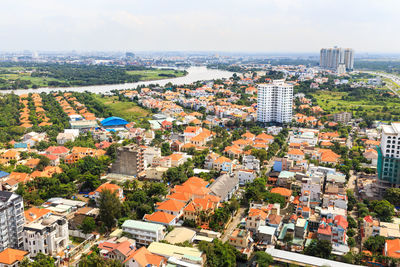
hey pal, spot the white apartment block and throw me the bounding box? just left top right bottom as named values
left=23, top=214, right=68, bottom=257
left=257, top=80, right=293, bottom=124
left=0, top=191, right=25, bottom=252
left=121, top=220, right=166, bottom=246
left=379, top=123, right=400, bottom=184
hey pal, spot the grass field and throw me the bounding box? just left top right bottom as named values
left=126, top=69, right=186, bottom=81
left=312, top=90, right=400, bottom=114
left=94, top=95, right=151, bottom=122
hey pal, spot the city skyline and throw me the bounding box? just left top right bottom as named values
left=1, top=0, right=400, bottom=53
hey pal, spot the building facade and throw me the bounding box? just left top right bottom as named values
left=111, top=144, right=144, bottom=176
left=378, top=123, right=400, bottom=185
left=23, top=214, right=69, bottom=257
left=257, top=80, right=293, bottom=124
left=0, top=191, right=24, bottom=252
left=121, top=220, right=166, bottom=246
left=320, top=47, right=354, bottom=72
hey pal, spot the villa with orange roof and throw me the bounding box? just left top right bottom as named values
left=246, top=208, right=268, bottom=232
left=98, top=238, right=136, bottom=263
left=155, top=199, right=186, bottom=218
left=287, top=149, right=305, bottom=161
left=123, top=246, right=165, bottom=267
left=91, top=183, right=124, bottom=203
left=270, top=187, right=293, bottom=201
left=144, top=211, right=177, bottom=226
left=0, top=248, right=29, bottom=267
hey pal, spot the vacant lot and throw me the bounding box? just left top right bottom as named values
left=126, top=69, right=186, bottom=81
left=94, top=95, right=151, bottom=122
left=313, top=90, right=399, bottom=111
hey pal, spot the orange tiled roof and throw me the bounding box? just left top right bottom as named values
left=123, top=246, right=164, bottom=266
left=386, top=239, right=400, bottom=259
left=270, top=187, right=292, bottom=197
left=95, top=183, right=122, bottom=193
left=288, top=149, right=305, bottom=156
left=144, top=211, right=175, bottom=224
left=156, top=199, right=186, bottom=212
left=0, top=248, right=28, bottom=265
left=24, top=207, right=51, bottom=223
left=248, top=208, right=268, bottom=220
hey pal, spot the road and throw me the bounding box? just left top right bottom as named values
left=361, top=71, right=400, bottom=98
left=221, top=207, right=246, bottom=242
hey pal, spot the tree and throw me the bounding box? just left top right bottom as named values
left=80, top=217, right=96, bottom=234
left=98, top=189, right=122, bottom=231
left=36, top=156, right=50, bottom=171
left=20, top=253, right=56, bottom=267
left=385, top=188, right=400, bottom=206
left=198, top=239, right=238, bottom=267
left=78, top=252, right=123, bottom=267
left=347, top=216, right=357, bottom=229
left=253, top=251, right=273, bottom=267
left=304, top=239, right=332, bottom=259
left=363, top=235, right=386, bottom=253
left=347, top=237, right=356, bottom=248
left=14, top=165, right=32, bottom=173
left=370, top=200, right=395, bottom=222
left=161, top=142, right=172, bottom=156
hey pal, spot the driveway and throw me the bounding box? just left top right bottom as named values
left=221, top=207, right=246, bottom=242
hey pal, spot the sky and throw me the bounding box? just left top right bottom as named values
left=0, top=0, right=399, bottom=53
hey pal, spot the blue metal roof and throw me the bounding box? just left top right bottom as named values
left=14, top=142, right=28, bottom=148
left=101, top=116, right=128, bottom=127
left=0, top=171, right=9, bottom=178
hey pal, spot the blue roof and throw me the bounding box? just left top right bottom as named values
left=101, top=116, right=128, bottom=127
left=0, top=171, right=9, bottom=178
left=14, top=142, right=28, bottom=148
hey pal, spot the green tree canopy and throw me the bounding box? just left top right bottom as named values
left=98, top=189, right=122, bottom=231
left=304, top=239, right=332, bottom=259
left=253, top=251, right=274, bottom=267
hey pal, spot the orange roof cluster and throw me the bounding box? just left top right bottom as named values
left=19, top=94, right=52, bottom=128
left=55, top=93, right=96, bottom=120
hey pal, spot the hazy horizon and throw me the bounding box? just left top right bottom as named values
left=1, top=0, right=399, bottom=53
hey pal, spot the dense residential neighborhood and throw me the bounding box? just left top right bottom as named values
left=0, top=58, right=399, bottom=267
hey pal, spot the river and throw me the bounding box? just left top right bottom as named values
left=0, top=66, right=233, bottom=95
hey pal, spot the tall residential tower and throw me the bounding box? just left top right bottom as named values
left=0, top=191, right=25, bottom=252
left=378, top=123, right=400, bottom=185
left=320, top=47, right=354, bottom=72
left=257, top=80, right=293, bottom=124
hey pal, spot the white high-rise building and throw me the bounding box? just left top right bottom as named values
left=257, top=80, right=293, bottom=124
left=0, top=191, right=25, bottom=252
left=320, top=47, right=354, bottom=71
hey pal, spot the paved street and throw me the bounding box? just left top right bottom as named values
left=221, top=207, right=246, bottom=242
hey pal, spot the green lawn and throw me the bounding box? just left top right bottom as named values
left=126, top=69, right=186, bottom=81
left=312, top=90, right=400, bottom=114
left=94, top=95, right=151, bottom=122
